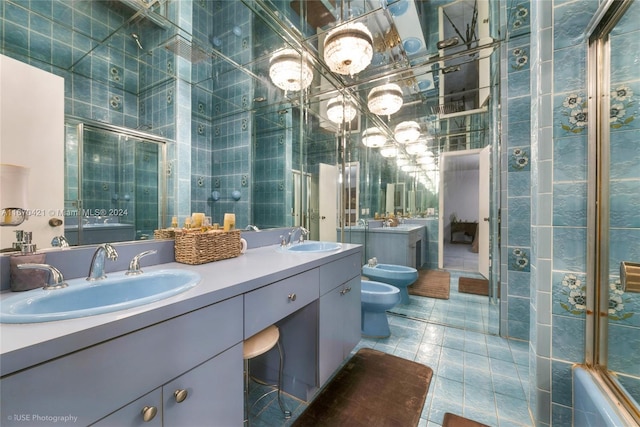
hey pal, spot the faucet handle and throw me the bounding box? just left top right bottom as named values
left=126, top=250, right=157, bottom=276
left=17, top=263, right=68, bottom=290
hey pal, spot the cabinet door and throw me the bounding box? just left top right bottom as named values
left=163, top=343, right=243, bottom=427
left=341, top=276, right=362, bottom=356
left=318, top=276, right=362, bottom=386
left=92, top=390, right=162, bottom=427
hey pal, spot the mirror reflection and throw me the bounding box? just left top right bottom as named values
left=1, top=0, right=500, bottom=334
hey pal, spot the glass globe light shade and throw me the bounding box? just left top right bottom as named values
left=402, top=165, right=420, bottom=173
left=394, top=121, right=421, bottom=144
left=396, top=156, right=409, bottom=167
left=269, top=48, right=313, bottom=92
left=323, top=22, right=373, bottom=76
left=361, top=127, right=387, bottom=148
left=327, top=95, right=357, bottom=124
left=405, top=139, right=428, bottom=155
left=418, top=154, right=435, bottom=165
left=368, top=83, right=403, bottom=116
left=380, top=145, right=398, bottom=158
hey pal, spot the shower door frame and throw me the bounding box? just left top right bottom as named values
left=586, top=0, right=640, bottom=423
left=67, top=117, right=168, bottom=245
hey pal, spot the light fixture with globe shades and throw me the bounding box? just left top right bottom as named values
left=405, top=140, right=428, bottom=155
left=323, top=22, right=373, bottom=77
left=327, top=95, right=357, bottom=124
left=361, top=127, right=387, bottom=148
left=269, top=48, right=313, bottom=93
left=380, top=145, right=398, bottom=158
left=394, top=121, right=421, bottom=144
left=367, top=83, right=403, bottom=116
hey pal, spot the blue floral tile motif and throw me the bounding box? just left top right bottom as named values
left=558, top=93, right=588, bottom=134
left=607, top=279, right=635, bottom=322
left=508, top=2, right=530, bottom=36
left=555, top=273, right=635, bottom=322
left=610, top=85, right=636, bottom=130
left=558, top=273, right=586, bottom=316
left=510, top=46, right=529, bottom=72
left=509, top=147, right=530, bottom=171
left=509, top=247, right=530, bottom=272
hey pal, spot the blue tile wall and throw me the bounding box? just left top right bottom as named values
left=1, top=0, right=176, bottom=235
left=501, top=0, right=532, bottom=344
left=529, top=0, right=633, bottom=424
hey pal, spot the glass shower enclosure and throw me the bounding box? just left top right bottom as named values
left=64, top=119, right=167, bottom=246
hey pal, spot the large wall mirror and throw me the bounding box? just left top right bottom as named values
left=1, top=0, right=501, bottom=324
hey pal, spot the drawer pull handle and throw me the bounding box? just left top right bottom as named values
left=141, top=406, right=158, bottom=422
left=174, top=389, right=188, bottom=403
left=340, top=287, right=352, bottom=295
left=288, top=293, right=297, bottom=301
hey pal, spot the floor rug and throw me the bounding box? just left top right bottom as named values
left=458, top=277, right=489, bottom=296
left=408, top=269, right=451, bottom=300
left=442, top=412, right=490, bottom=427
left=292, top=348, right=433, bottom=427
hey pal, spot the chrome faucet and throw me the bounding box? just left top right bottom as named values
left=51, top=235, right=69, bottom=248
left=286, top=226, right=309, bottom=245
left=126, top=250, right=157, bottom=276
left=17, top=263, right=68, bottom=290
left=87, top=243, right=118, bottom=281
left=245, top=224, right=260, bottom=231
left=358, top=218, right=368, bottom=227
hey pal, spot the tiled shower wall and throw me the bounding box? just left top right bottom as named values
left=500, top=1, right=532, bottom=343
left=528, top=0, right=640, bottom=425
left=208, top=1, right=252, bottom=228
left=1, top=0, right=175, bottom=235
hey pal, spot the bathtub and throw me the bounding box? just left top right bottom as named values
left=573, top=366, right=636, bottom=426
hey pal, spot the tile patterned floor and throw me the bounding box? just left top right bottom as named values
left=443, top=241, right=479, bottom=272
left=252, top=318, right=533, bottom=427
left=251, top=253, right=533, bottom=427
left=390, top=270, right=498, bottom=335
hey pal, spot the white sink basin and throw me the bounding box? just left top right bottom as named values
left=278, top=241, right=342, bottom=253
left=0, top=269, right=200, bottom=323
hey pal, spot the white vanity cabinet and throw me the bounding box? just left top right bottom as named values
left=93, top=344, right=243, bottom=426
left=318, top=252, right=362, bottom=385
left=0, top=296, right=244, bottom=427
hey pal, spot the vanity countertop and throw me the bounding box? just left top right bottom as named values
left=342, top=224, right=425, bottom=233
left=0, top=243, right=361, bottom=377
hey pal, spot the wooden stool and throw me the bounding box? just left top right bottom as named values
left=243, top=325, right=291, bottom=424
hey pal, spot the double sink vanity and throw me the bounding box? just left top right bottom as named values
left=0, top=236, right=362, bottom=426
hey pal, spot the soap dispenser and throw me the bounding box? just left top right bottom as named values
left=9, top=232, right=47, bottom=291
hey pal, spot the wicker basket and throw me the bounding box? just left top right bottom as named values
left=174, top=229, right=242, bottom=265
left=154, top=228, right=176, bottom=240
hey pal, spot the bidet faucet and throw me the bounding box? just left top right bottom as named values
left=126, top=250, right=157, bottom=276
left=286, top=226, right=309, bottom=245
left=87, top=243, right=118, bottom=281
left=17, top=263, right=68, bottom=290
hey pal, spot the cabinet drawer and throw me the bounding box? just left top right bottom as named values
left=244, top=269, right=319, bottom=338
left=319, top=252, right=361, bottom=295
left=0, top=296, right=243, bottom=427
left=92, top=389, right=162, bottom=426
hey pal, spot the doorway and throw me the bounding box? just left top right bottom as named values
left=438, top=150, right=484, bottom=274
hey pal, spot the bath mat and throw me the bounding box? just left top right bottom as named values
left=442, top=412, right=490, bottom=427
left=458, top=277, right=489, bottom=296
left=408, top=269, right=450, bottom=300
left=292, top=348, right=433, bottom=427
